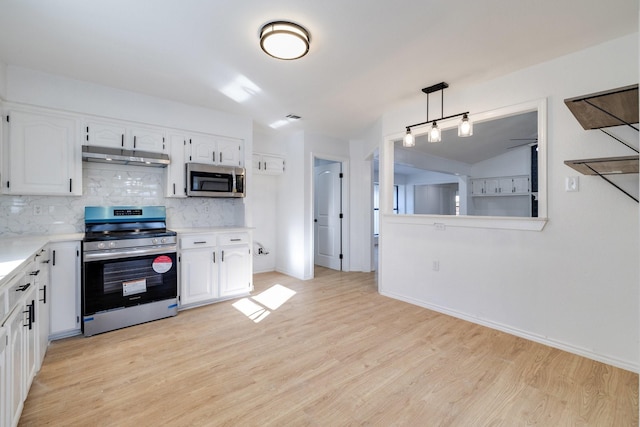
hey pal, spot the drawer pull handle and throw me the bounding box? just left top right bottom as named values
left=194, top=241, right=207, bottom=244
left=230, top=238, right=242, bottom=242
left=16, top=283, right=31, bottom=292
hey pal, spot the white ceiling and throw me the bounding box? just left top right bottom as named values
left=0, top=1, right=637, bottom=139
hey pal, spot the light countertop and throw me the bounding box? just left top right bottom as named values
left=172, top=227, right=253, bottom=234
left=0, top=233, right=83, bottom=287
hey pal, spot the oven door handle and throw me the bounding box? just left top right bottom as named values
left=83, top=245, right=177, bottom=262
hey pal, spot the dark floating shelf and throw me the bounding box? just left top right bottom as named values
left=564, top=84, right=639, bottom=130
left=564, top=155, right=639, bottom=175
left=564, top=84, right=639, bottom=203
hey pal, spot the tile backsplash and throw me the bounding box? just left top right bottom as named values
left=0, top=162, right=244, bottom=236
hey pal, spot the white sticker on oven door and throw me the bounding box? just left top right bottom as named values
left=123, top=279, right=147, bottom=296
left=152, top=255, right=173, bottom=274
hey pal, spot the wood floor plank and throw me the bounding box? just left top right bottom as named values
left=19, top=268, right=638, bottom=426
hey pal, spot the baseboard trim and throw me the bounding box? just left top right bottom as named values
left=380, top=290, right=639, bottom=373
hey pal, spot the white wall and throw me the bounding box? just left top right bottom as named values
left=251, top=130, right=286, bottom=273
left=0, top=62, right=7, bottom=99
left=375, top=34, right=639, bottom=371
left=274, top=131, right=350, bottom=279
left=276, top=132, right=306, bottom=278
left=349, top=119, right=382, bottom=273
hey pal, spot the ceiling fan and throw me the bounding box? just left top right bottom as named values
left=507, top=137, right=538, bottom=149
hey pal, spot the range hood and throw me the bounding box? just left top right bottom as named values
left=82, top=145, right=170, bottom=167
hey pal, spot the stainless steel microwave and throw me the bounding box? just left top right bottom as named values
left=186, top=163, right=245, bottom=198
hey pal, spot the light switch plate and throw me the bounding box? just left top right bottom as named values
left=565, top=176, right=579, bottom=192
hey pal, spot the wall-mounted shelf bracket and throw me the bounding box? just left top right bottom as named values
left=564, top=156, right=639, bottom=202
left=564, top=84, right=639, bottom=203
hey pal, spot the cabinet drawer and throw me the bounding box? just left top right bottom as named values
left=218, top=233, right=249, bottom=246
left=180, top=234, right=217, bottom=249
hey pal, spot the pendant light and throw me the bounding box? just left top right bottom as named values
left=403, top=128, right=415, bottom=147
left=402, top=82, right=473, bottom=146
left=458, top=113, right=473, bottom=137
left=428, top=121, right=441, bottom=143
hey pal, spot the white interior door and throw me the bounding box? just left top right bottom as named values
left=314, top=162, right=342, bottom=270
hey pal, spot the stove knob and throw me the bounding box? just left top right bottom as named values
left=161, top=238, right=167, bottom=244
left=152, top=238, right=158, bottom=245
left=98, top=242, right=106, bottom=249
left=109, top=241, right=116, bottom=248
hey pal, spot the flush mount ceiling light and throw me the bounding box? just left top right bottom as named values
left=260, top=21, right=310, bottom=60
left=403, top=82, right=473, bottom=147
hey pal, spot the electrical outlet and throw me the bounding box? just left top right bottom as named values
left=432, top=261, right=439, bottom=271
left=434, top=223, right=446, bottom=231
left=33, top=205, right=42, bottom=216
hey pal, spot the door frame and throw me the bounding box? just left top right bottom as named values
left=309, top=152, right=350, bottom=277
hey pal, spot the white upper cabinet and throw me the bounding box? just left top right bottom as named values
left=253, top=153, right=285, bottom=175
left=165, top=132, right=187, bottom=198
left=84, top=119, right=167, bottom=154
left=216, top=137, right=243, bottom=167
left=471, top=175, right=530, bottom=196
left=130, top=125, right=166, bottom=153
left=5, top=108, right=82, bottom=196
left=83, top=120, right=126, bottom=149
left=187, top=134, right=243, bottom=167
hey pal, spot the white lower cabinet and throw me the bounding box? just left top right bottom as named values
left=49, top=241, right=81, bottom=338
left=0, top=326, right=7, bottom=427
left=0, top=241, right=77, bottom=427
left=35, top=248, right=50, bottom=369
left=219, top=234, right=252, bottom=298
left=179, top=234, right=219, bottom=306
left=23, top=284, right=38, bottom=400
left=7, top=304, right=24, bottom=427
left=4, top=267, right=38, bottom=427
left=178, top=230, right=252, bottom=309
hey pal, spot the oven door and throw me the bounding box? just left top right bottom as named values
left=82, top=247, right=177, bottom=315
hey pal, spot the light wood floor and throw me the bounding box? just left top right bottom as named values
left=20, top=267, right=638, bottom=426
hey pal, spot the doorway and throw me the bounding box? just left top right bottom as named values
left=313, top=158, right=343, bottom=271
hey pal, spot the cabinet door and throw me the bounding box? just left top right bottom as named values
left=130, top=126, right=166, bottom=153
left=180, top=248, right=218, bottom=306
left=219, top=245, right=251, bottom=297
left=8, top=307, right=24, bottom=427
left=84, top=120, right=127, bottom=149
left=512, top=176, right=530, bottom=194
left=7, top=110, right=81, bottom=195
left=263, top=155, right=284, bottom=174
left=23, top=285, right=37, bottom=393
left=498, top=178, right=514, bottom=194
left=166, top=132, right=187, bottom=198
left=189, top=134, right=217, bottom=165
left=0, top=327, right=7, bottom=427
left=254, top=154, right=284, bottom=175
left=484, top=178, right=499, bottom=194
left=36, top=248, right=51, bottom=368
left=252, top=153, right=262, bottom=171
left=49, top=241, right=81, bottom=337
left=217, top=137, right=243, bottom=167
left=471, top=179, right=485, bottom=195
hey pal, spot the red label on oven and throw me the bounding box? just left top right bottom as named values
left=152, top=255, right=173, bottom=274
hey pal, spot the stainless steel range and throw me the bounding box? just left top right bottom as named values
left=82, top=206, right=178, bottom=336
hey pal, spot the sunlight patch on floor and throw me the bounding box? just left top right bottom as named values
left=231, top=284, right=296, bottom=323
left=252, top=284, right=296, bottom=310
